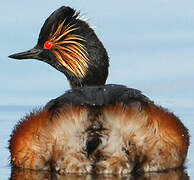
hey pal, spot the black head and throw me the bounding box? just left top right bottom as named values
left=9, top=6, right=109, bottom=88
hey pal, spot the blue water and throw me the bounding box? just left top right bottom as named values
left=1, top=0, right=194, bottom=179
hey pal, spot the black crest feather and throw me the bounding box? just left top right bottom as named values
left=38, top=6, right=79, bottom=47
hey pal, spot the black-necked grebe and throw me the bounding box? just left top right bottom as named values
left=9, top=6, right=189, bottom=174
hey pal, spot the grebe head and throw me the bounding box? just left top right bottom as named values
left=9, top=6, right=109, bottom=88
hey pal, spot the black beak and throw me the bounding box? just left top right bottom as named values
left=9, top=47, right=42, bottom=60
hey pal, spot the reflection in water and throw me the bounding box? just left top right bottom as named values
left=10, top=167, right=189, bottom=180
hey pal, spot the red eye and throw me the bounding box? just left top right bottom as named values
left=44, top=41, right=53, bottom=50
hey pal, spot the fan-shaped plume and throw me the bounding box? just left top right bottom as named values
left=45, top=19, right=89, bottom=78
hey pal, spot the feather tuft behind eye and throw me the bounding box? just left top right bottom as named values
left=46, top=20, right=89, bottom=78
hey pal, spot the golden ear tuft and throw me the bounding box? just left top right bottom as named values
left=45, top=20, right=89, bottom=78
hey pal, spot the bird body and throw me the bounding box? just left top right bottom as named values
left=9, top=6, right=189, bottom=174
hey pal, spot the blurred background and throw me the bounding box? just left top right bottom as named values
left=0, top=0, right=193, bottom=179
